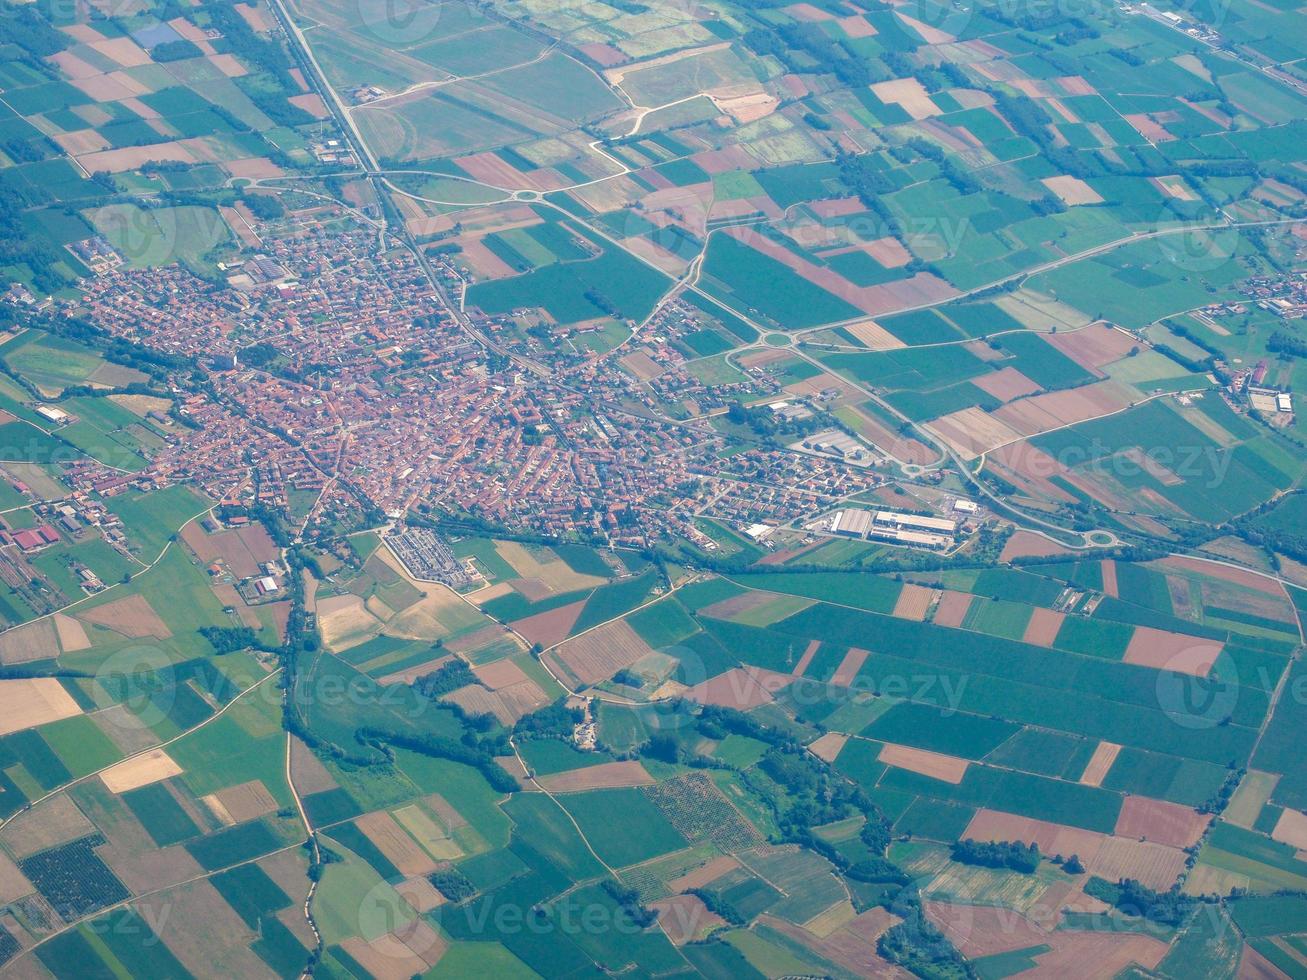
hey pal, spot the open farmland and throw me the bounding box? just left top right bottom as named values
left=0, top=0, right=1305, bottom=973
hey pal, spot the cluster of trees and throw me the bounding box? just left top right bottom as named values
left=1085, top=877, right=1195, bottom=926
left=950, top=838, right=1042, bottom=874
left=428, top=868, right=476, bottom=903
left=513, top=698, right=584, bottom=740
left=150, top=39, right=204, bottom=62
left=197, top=626, right=261, bottom=654
left=878, top=888, right=975, bottom=980
left=412, top=658, right=477, bottom=700
left=600, top=880, right=657, bottom=928
left=356, top=727, right=520, bottom=794
left=1269, top=330, right=1307, bottom=359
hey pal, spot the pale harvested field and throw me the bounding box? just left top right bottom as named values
left=290, top=736, right=338, bottom=795
left=545, top=619, right=653, bottom=687
left=511, top=598, right=585, bottom=648
left=1022, top=607, right=1065, bottom=646
left=54, top=129, right=109, bottom=155
left=78, top=142, right=198, bottom=172
left=1158, top=555, right=1285, bottom=597
left=339, top=931, right=438, bottom=980
left=316, top=593, right=381, bottom=650
left=136, top=879, right=270, bottom=978
left=808, top=732, right=848, bottom=763
left=395, top=876, right=445, bottom=914
left=100, top=748, right=183, bottom=793
left=496, top=541, right=607, bottom=594
left=1000, top=530, right=1073, bottom=562
left=870, top=77, right=939, bottom=118
left=537, top=761, right=654, bottom=793
left=4, top=795, right=96, bottom=859
left=805, top=898, right=857, bottom=937
left=209, top=52, right=247, bottom=77
left=892, top=584, right=936, bottom=622
left=653, top=894, right=724, bottom=945
left=973, top=366, right=1043, bottom=402
left=96, top=703, right=159, bottom=756
left=474, top=658, right=532, bottom=691
left=965, top=808, right=1187, bottom=890
left=375, top=558, right=481, bottom=645
left=459, top=238, right=517, bottom=280
left=668, top=855, right=740, bottom=892
left=992, top=381, right=1131, bottom=440
left=879, top=743, right=968, bottom=784
left=1090, top=836, right=1187, bottom=891
left=0, top=619, right=60, bottom=665
left=201, top=793, right=235, bottom=826
left=0, top=678, right=83, bottom=737
left=0, top=851, right=32, bottom=904
left=932, top=591, right=974, bottom=627
left=1123, top=627, right=1222, bottom=676
left=355, top=811, right=439, bottom=877
left=1042, top=175, right=1104, bottom=205
left=78, top=593, right=172, bottom=639
left=793, top=639, right=821, bottom=676
left=51, top=613, right=89, bottom=652
left=1125, top=112, right=1173, bottom=141
left=1079, top=741, right=1121, bottom=786
left=392, top=804, right=460, bottom=861
left=467, top=580, right=514, bottom=606
left=1226, top=771, right=1278, bottom=828
left=1115, top=795, right=1211, bottom=848
left=216, top=780, right=279, bottom=823
left=931, top=407, right=1022, bottom=457
left=89, top=36, right=151, bottom=67
left=681, top=666, right=790, bottom=709
left=928, top=901, right=1050, bottom=958
left=1045, top=324, right=1138, bottom=371
left=1101, top=559, right=1119, bottom=597
left=841, top=319, right=905, bottom=350
left=831, top=647, right=869, bottom=687
left=1272, top=808, right=1307, bottom=850
left=225, top=156, right=284, bottom=180
left=446, top=679, right=546, bottom=724
left=964, top=809, right=1103, bottom=864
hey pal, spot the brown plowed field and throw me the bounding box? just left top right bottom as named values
left=1114, top=795, right=1210, bottom=849
left=1123, top=627, right=1222, bottom=676
left=892, top=584, right=936, bottom=621
left=544, top=619, right=653, bottom=687
left=933, top=591, right=974, bottom=627
left=78, top=594, right=171, bottom=639
left=537, top=761, right=654, bottom=793
left=879, top=743, right=968, bottom=783
left=1022, top=607, right=1065, bottom=646
left=682, top=666, right=791, bottom=709
left=831, top=647, right=869, bottom=687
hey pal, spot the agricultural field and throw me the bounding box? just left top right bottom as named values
left=1, top=0, right=1306, bottom=973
